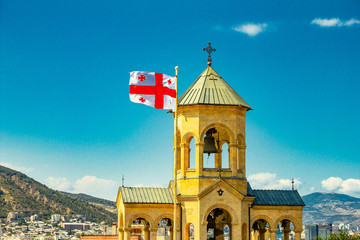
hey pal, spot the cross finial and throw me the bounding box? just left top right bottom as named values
left=291, top=178, right=295, bottom=190
left=203, top=42, right=216, bottom=66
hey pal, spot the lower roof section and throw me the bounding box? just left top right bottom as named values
left=247, top=183, right=305, bottom=206
left=119, top=187, right=174, bottom=204
left=119, top=184, right=305, bottom=206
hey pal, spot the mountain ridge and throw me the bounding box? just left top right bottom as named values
left=2, top=164, right=360, bottom=226
left=302, top=192, right=360, bottom=225
left=0, top=165, right=116, bottom=223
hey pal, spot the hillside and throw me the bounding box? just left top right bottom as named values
left=302, top=192, right=360, bottom=225
left=62, top=192, right=117, bottom=214
left=0, top=165, right=116, bottom=223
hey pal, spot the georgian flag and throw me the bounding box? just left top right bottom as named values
left=129, top=71, right=176, bottom=110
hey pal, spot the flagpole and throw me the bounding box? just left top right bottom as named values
left=173, top=66, right=179, bottom=240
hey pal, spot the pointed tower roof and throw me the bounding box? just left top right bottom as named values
left=178, top=66, right=252, bottom=109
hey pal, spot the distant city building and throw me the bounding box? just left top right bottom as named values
left=74, top=215, right=86, bottom=221
left=61, top=215, right=70, bottom=222
left=7, top=212, right=18, bottom=222
left=51, top=214, right=61, bottom=223
left=30, top=214, right=39, bottom=222
left=319, top=224, right=332, bottom=239
left=305, top=224, right=332, bottom=240
left=62, top=223, right=90, bottom=231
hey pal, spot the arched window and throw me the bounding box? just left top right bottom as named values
left=185, top=223, right=194, bottom=240
left=189, top=137, right=196, bottom=168
left=224, top=224, right=230, bottom=240
left=221, top=143, right=229, bottom=168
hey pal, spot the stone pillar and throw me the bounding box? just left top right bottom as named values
left=118, top=228, right=124, bottom=240
left=123, top=228, right=131, bottom=240
left=294, top=230, right=302, bottom=240
left=215, top=149, right=222, bottom=168
left=169, top=227, right=173, bottom=240
left=265, top=228, right=270, bottom=240
left=253, top=230, right=259, bottom=240
left=259, top=229, right=267, bottom=240
left=149, top=227, right=157, bottom=240
left=283, top=230, right=290, bottom=240
left=195, top=142, right=204, bottom=175
left=199, top=223, right=207, bottom=240
left=269, top=229, right=278, bottom=240
left=229, top=143, right=238, bottom=175
left=144, top=227, right=150, bottom=240
left=180, top=143, right=189, bottom=177
left=282, top=220, right=291, bottom=240
left=238, top=144, right=246, bottom=176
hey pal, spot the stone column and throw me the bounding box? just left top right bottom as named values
left=282, top=220, right=291, bottom=240
left=180, top=143, right=189, bottom=177
left=195, top=142, right=204, bottom=175
left=169, top=227, right=173, bottom=240
left=283, top=230, right=290, bottom=240
left=149, top=227, right=157, bottom=240
left=229, top=143, right=238, bottom=175
left=123, top=228, right=131, bottom=240
left=259, top=229, right=267, bottom=240
left=269, top=229, right=278, bottom=240
left=215, top=149, right=222, bottom=168
left=294, top=230, right=302, bottom=240
left=253, top=230, right=259, bottom=240
left=238, top=144, right=246, bottom=176
left=143, top=227, right=150, bottom=240
left=118, top=228, right=124, bottom=240
left=199, top=223, right=207, bottom=240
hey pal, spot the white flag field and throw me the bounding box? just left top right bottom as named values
left=129, top=71, right=177, bottom=110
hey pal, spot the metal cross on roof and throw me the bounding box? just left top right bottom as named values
left=203, top=42, right=216, bottom=66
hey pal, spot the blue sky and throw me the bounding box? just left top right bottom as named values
left=0, top=0, right=359, bottom=200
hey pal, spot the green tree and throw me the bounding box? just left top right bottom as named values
left=316, top=230, right=360, bottom=240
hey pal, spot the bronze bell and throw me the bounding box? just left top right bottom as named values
left=203, top=135, right=219, bottom=156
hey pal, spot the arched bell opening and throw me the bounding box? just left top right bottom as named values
left=130, top=218, right=151, bottom=240
left=157, top=218, right=173, bottom=240
left=206, top=208, right=232, bottom=240
left=251, top=219, right=270, bottom=240
left=202, top=127, right=231, bottom=169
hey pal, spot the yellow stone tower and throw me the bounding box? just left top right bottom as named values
left=175, top=43, right=254, bottom=240
left=116, top=43, right=304, bottom=240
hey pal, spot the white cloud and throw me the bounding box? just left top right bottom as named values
left=340, top=179, right=360, bottom=194
left=73, top=176, right=117, bottom=200
left=344, top=18, right=360, bottom=26
left=47, top=177, right=71, bottom=191
left=321, top=177, right=360, bottom=196
left=233, top=23, right=267, bottom=36
left=0, top=162, right=33, bottom=173
left=248, top=172, right=302, bottom=190
left=311, top=18, right=341, bottom=27
left=321, top=177, right=343, bottom=191
left=311, top=18, right=360, bottom=27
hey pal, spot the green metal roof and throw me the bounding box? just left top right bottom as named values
left=178, top=66, right=252, bottom=109
left=247, top=183, right=305, bottom=206
left=119, top=187, right=174, bottom=204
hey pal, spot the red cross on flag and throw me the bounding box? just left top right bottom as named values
left=129, top=71, right=176, bottom=110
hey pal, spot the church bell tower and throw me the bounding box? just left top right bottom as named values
left=175, top=43, right=254, bottom=240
